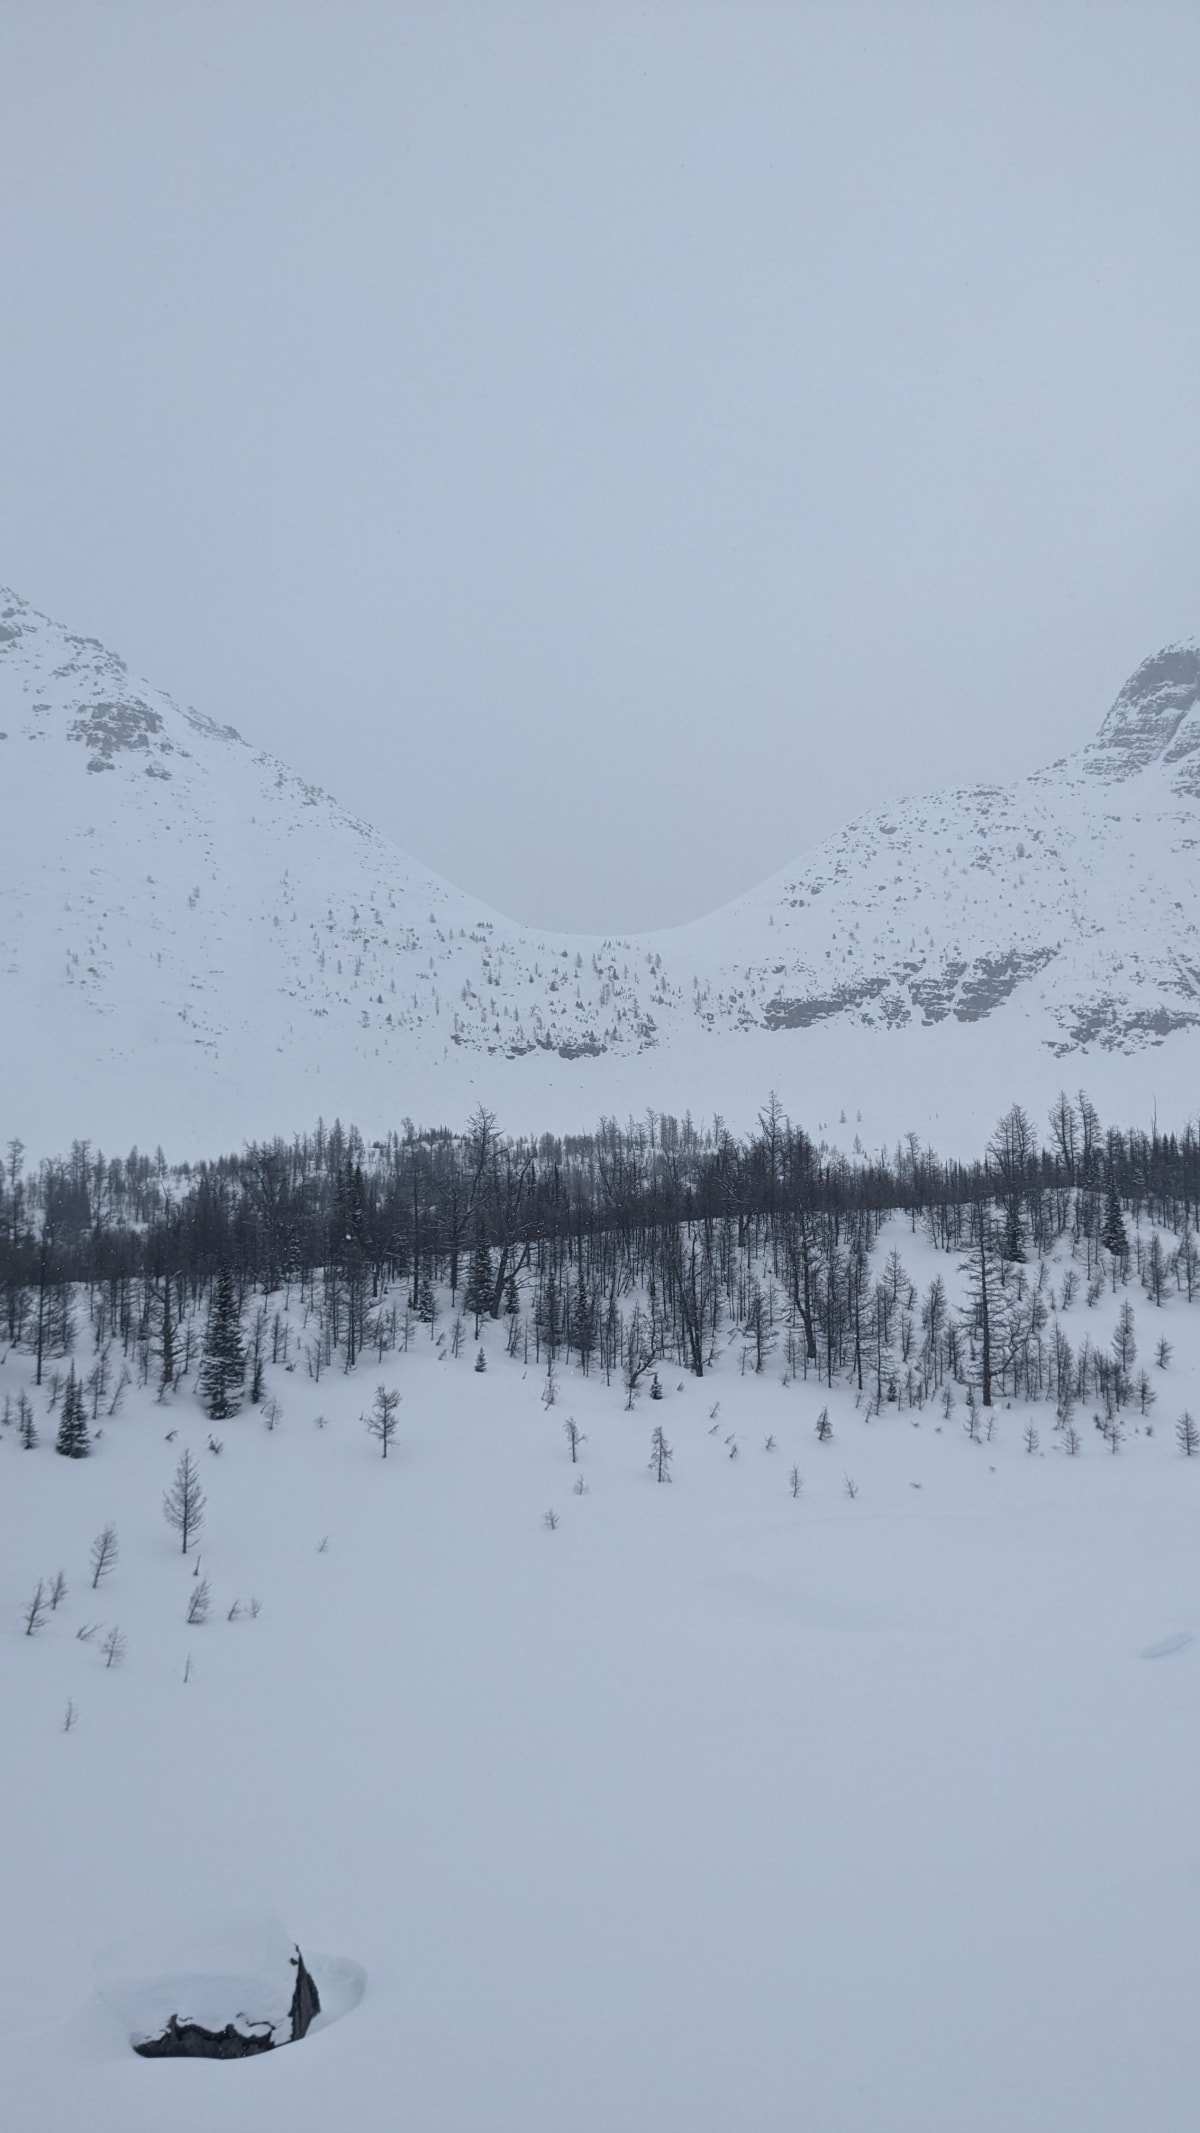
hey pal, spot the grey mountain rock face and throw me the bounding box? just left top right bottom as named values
left=1084, top=642, right=1200, bottom=790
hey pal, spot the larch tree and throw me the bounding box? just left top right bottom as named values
left=365, top=1383, right=401, bottom=1458
left=163, top=1447, right=206, bottom=1554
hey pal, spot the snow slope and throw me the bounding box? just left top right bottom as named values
left=4, top=1230, right=1200, bottom=2132
left=3, top=586, right=1199, bottom=1157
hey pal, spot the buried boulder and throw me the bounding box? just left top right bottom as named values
left=287, top=1942, right=321, bottom=2040
left=132, top=2014, right=277, bottom=2060
left=94, top=1910, right=352, bottom=2060
left=132, top=1945, right=320, bottom=2058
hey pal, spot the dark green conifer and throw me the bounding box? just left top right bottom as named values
left=199, top=1265, right=246, bottom=1419
left=464, top=1227, right=493, bottom=1332
left=55, top=1365, right=90, bottom=1458
left=1101, top=1173, right=1129, bottom=1260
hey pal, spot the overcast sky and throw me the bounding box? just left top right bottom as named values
left=3, top=2, right=1200, bottom=932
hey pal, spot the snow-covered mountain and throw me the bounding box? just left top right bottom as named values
left=698, top=641, right=1200, bottom=1050
left=3, top=583, right=1198, bottom=1153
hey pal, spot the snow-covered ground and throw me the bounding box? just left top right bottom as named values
left=4, top=1220, right=1200, bottom=2131
left=5, top=582, right=1200, bottom=2126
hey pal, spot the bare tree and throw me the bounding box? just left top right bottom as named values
left=789, top=1466, right=803, bottom=1499
left=101, top=1625, right=126, bottom=1668
left=648, top=1425, right=673, bottom=1483
left=1176, top=1227, right=1199, bottom=1303
left=163, top=1447, right=206, bottom=1554
left=22, top=1580, right=49, bottom=1636
left=48, top=1569, right=68, bottom=1611
left=1177, top=1412, right=1200, bottom=1458
left=1112, top=1301, right=1136, bottom=1374
left=563, top=1417, right=586, bottom=1463
left=961, top=1212, right=998, bottom=1407
left=365, top=1383, right=401, bottom=1458
left=90, top=1523, right=118, bottom=1588
left=622, top=1304, right=655, bottom=1410
left=186, top=1578, right=211, bottom=1626
left=988, top=1102, right=1033, bottom=1261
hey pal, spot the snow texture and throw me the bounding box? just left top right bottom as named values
left=3, top=1228, right=1200, bottom=2131
left=96, top=1909, right=308, bottom=2044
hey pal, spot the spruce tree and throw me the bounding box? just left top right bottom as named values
left=55, top=1365, right=90, bottom=1458
left=464, top=1227, right=493, bottom=1333
left=199, top=1265, right=246, bottom=1420
left=1101, top=1174, right=1129, bottom=1260
left=158, top=1273, right=176, bottom=1393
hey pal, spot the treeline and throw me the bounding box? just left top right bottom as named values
left=2, top=1091, right=1199, bottom=1416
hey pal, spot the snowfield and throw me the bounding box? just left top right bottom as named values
left=5, top=578, right=1200, bottom=2128
left=4, top=1217, right=1200, bottom=2133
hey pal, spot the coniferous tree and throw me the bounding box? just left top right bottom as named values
left=157, top=1273, right=176, bottom=1394
left=55, top=1364, right=90, bottom=1458
left=199, top=1265, right=246, bottom=1419
left=464, top=1226, right=493, bottom=1335
left=1101, top=1171, right=1129, bottom=1261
